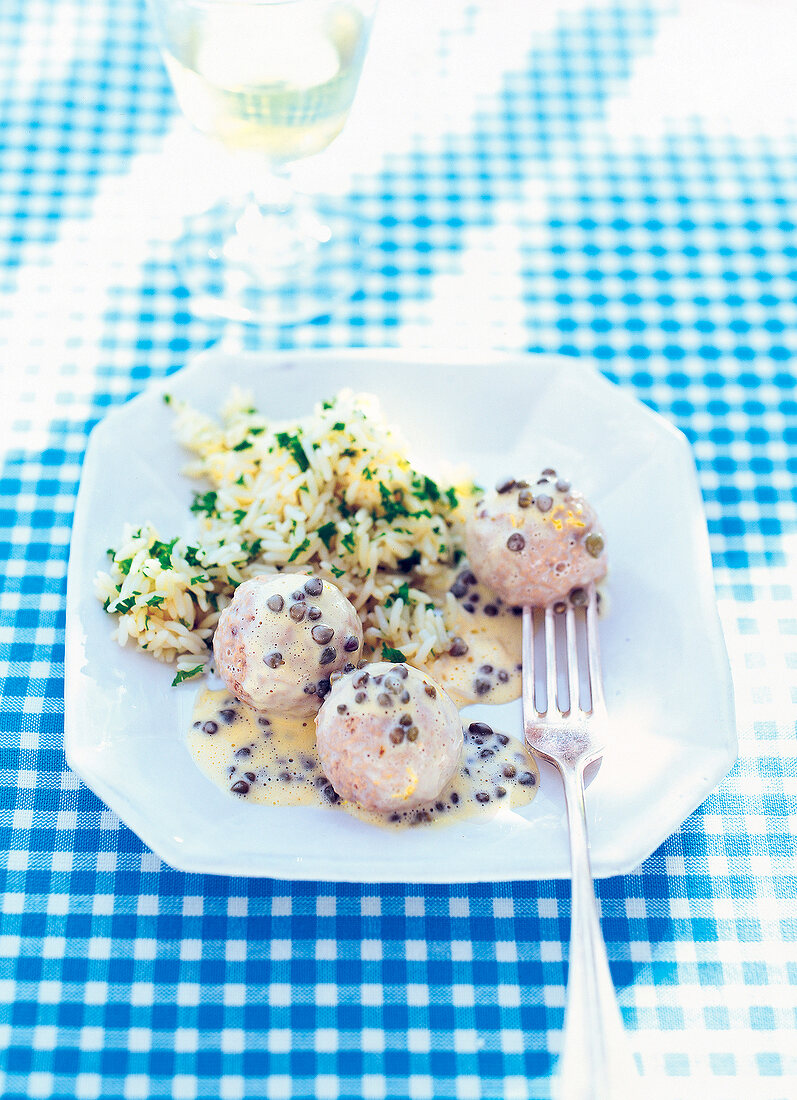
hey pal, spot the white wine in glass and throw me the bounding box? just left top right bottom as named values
left=150, top=0, right=378, bottom=324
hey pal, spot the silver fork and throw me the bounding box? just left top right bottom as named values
left=522, top=585, right=641, bottom=1099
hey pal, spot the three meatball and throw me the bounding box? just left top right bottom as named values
left=315, top=662, right=463, bottom=813
left=464, top=471, right=607, bottom=607
left=213, top=573, right=363, bottom=716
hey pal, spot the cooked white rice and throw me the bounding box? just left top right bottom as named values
left=94, top=387, right=478, bottom=685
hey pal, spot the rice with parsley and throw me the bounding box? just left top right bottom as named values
left=94, top=388, right=478, bottom=685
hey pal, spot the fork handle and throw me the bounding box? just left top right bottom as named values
left=556, top=763, right=640, bottom=1100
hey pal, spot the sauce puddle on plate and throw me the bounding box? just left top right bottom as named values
left=188, top=687, right=539, bottom=828
left=428, top=573, right=522, bottom=708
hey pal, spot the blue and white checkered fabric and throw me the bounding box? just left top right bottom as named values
left=1, top=0, right=795, bottom=1097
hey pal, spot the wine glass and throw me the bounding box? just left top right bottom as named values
left=148, top=0, right=378, bottom=324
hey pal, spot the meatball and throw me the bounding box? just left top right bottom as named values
left=464, top=471, right=607, bottom=607
left=315, top=662, right=463, bottom=814
left=213, top=573, right=363, bottom=716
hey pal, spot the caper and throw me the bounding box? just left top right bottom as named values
left=570, top=587, right=588, bottom=607
left=585, top=533, right=604, bottom=558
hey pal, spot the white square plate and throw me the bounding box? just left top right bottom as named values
left=65, top=348, right=736, bottom=881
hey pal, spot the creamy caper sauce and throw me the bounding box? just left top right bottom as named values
left=188, top=688, right=539, bottom=827
left=186, top=563, right=546, bottom=827
left=429, top=569, right=522, bottom=707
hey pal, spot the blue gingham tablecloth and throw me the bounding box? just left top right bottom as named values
left=1, top=0, right=796, bottom=1097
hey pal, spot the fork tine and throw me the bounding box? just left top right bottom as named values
left=586, top=583, right=604, bottom=714
left=521, top=606, right=538, bottom=716
left=564, top=602, right=578, bottom=715
left=544, top=605, right=557, bottom=715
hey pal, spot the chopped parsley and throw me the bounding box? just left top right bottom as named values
left=287, top=538, right=310, bottom=563
left=445, top=487, right=458, bottom=509
left=150, top=538, right=178, bottom=569
left=146, top=595, right=165, bottom=607
left=171, top=665, right=204, bottom=686
left=189, top=574, right=209, bottom=585
left=116, top=558, right=133, bottom=576
left=232, top=509, right=247, bottom=525
left=276, top=431, right=309, bottom=472
left=413, top=475, right=440, bottom=502
left=317, top=521, right=337, bottom=550
left=233, top=439, right=252, bottom=452
left=385, top=582, right=410, bottom=607
left=381, top=645, right=407, bottom=663
left=332, top=421, right=346, bottom=431
left=378, top=483, right=410, bottom=523
left=329, top=565, right=345, bottom=578
left=114, top=595, right=138, bottom=614
left=241, top=538, right=262, bottom=560
left=341, top=532, right=356, bottom=554
left=398, top=550, right=422, bottom=573
left=190, top=491, right=219, bottom=518
left=184, top=545, right=202, bottom=567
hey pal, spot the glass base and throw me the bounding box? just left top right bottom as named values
left=173, top=193, right=363, bottom=325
